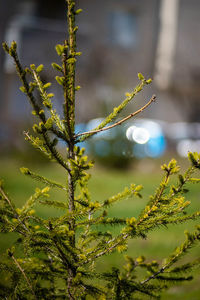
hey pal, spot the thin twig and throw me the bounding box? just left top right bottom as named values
left=141, top=232, right=200, bottom=285
left=75, top=94, right=156, bottom=139
left=0, top=186, right=15, bottom=211
left=141, top=258, right=177, bottom=285
left=23, top=131, right=48, bottom=155
left=141, top=266, right=166, bottom=285
left=10, top=253, right=37, bottom=299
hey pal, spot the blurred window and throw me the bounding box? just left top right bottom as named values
left=109, top=10, right=137, bottom=48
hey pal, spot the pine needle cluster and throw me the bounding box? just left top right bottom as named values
left=1, top=1, right=200, bottom=299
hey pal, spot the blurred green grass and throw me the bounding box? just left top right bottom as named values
left=0, top=156, right=200, bottom=299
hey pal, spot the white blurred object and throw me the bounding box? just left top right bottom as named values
left=126, top=125, right=136, bottom=141
left=126, top=124, right=150, bottom=144
left=125, top=119, right=166, bottom=158
left=137, top=120, right=162, bottom=138
left=132, top=127, right=150, bottom=144
left=177, top=139, right=200, bottom=157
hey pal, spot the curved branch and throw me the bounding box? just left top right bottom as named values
left=75, top=94, right=156, bottom=139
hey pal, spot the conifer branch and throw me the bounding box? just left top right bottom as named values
left=32, top=69, right=67, bottom=139
left=141, top=228, right=200, bottom=285
left=137, top=160, right=174, bottom=225
left=2, top=43, right=68, bottom=143
left=8, top=251, right=37, bottom=299
left=23, top=131, right=53, bottom=160
left=83, top=233, right=129, bottom=265
left=42, top=130, right=70, bottom=171
left=24, top=130, right=70, bottom=171
left=20, top=167, right=67, bottom=191
left=48, top=221, right=77, bottom=299
left=62, top=0, right=77, bottom=138
left=62, top=40, right=72, bottom=138
left=77, top=77, right=153, bottom=141
left=75, top=94, right=156, bottom=139
left=64, top=0, right=77, bottom=254
left=0, top=184, right=29, bottom=234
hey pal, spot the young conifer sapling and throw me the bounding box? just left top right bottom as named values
left=1, top=0, right=200, bottom=299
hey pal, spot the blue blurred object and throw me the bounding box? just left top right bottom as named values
left=73, top=118, right=166, bottom=165
left=146, top=136, right=166, bottom=158
left=126, top=119, right=166, bottom=158
left=94, top=140, right=111, bottom=157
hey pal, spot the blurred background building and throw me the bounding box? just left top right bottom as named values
left=0, top=0, right=200, bottom=158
